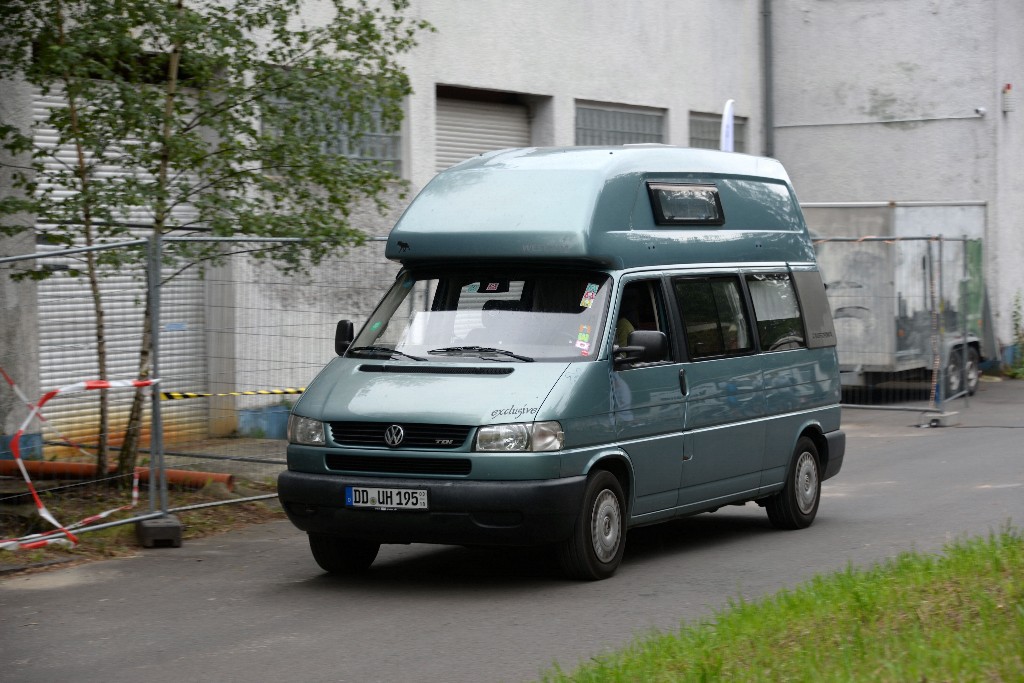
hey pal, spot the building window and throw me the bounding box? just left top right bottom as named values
left=575, top=104, right=665, bottom=145
left=263, top=100, right=401, bottom=173
left=323, top=106, right=402, bottom=171
left=689, top=111, right=747, bottom=153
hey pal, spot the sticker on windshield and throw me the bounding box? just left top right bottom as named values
left=466, top=282, right=480, bottom=293
left=580, top=283, right=600, bottom=308
left=577, top=325, right=591, bottom=343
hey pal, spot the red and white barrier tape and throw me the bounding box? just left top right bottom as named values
left=0, top=377, right=157, bottom=551
left=1, top=366, right=97, bottom=459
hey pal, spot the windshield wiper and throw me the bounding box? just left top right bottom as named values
left=429, top=346, right=534, bottom=362
left=348, top=346, right=425, bottom=361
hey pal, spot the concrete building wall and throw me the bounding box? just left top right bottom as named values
left=770, top=0, right=1024, bottom=345
left=994, top=1, right=1024, bottom=347
left=400, top=0, right=763, bottom=191
left=0, top=77, right=41, bottom=437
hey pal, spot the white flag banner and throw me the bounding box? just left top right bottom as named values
left=719, top=99, right=735, bottom=152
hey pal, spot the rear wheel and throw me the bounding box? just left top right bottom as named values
left=558, top=470, right=626, bottom=580
left=766, top=437, right=821, bottom=530
left=308, top=534, right=380, bottom=574
left=946, top=346, right=980, bottom=397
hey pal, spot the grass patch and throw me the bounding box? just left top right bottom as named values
left=541, top=530, right=1024, bottom=682
left=1, top=479, right=285, bottom=570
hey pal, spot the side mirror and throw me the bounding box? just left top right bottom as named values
left=614, top=330, right=668, bottom=368
left=335, top=320, right=355, bottom=356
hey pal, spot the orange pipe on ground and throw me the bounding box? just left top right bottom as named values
left=0, top=460, right=234, bottom=491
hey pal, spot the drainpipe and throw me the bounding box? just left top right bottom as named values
left=762, top=0, right=775, bottom=158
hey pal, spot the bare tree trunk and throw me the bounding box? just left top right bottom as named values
left=117, top=297, right=151, bottom=477
left=117, top=0, right=183, bottom=479
left=84, top=251, right=109, bottom=475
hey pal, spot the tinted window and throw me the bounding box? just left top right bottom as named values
left=648, top=183, right=725, bottom=226
left=674, top=277, right=752, bottom=359
left=746, top=273, right=806, bottom=352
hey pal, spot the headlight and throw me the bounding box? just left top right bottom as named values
left=288, top=414, right=325, bottom=445
left=475, top=421, right=564, bottom=452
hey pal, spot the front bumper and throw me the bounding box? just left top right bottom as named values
left=277, top=470, right=587, bottom=546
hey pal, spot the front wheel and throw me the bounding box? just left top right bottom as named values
left=308, top=534, right=380, bottom=574
left=558, top=470, right=626, bottom=580
left=766, top=437, right=821, bottom=530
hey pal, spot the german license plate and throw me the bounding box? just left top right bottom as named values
left=345, top=486, right=428, bottom=511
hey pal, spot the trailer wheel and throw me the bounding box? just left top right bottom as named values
left=766, top=437, right=821, bottom=530
left=308, top=534, right=380, bottom=574
left=946, top=346, right=980, bottom=397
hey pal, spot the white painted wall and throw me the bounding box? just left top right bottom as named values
left=399, top=0, right=763, bottom=191
left=770, top=0, right=1024, bottom=347
left=995, top=1, right=1024, bottom=349
left=0, top=77, right=41, bottom=435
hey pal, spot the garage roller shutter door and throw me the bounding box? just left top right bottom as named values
left=31, top=88, right=209, bottom=448
left=435, top=98, right=531, bottom=173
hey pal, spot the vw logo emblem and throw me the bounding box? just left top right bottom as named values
left=383, top=424, right=405, bottom=448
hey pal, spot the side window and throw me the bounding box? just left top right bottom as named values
left=615, top=280, right=672, bottom=364
left=674, top=277, right=753, bottom=359
left=790, top=270, right=837, bottom=349
left=746, top=273, right=806, bottom=352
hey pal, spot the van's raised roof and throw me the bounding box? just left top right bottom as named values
left=386, top=146, right=815, bottom=268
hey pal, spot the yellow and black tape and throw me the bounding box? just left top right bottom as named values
left=160, top=387, right=305, bottom=401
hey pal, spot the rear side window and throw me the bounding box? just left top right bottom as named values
left=746, top=273, right=806, bottom=352
left=791, top=270, right=837, bottom=348
left=674, top=277, right=753, bottom=359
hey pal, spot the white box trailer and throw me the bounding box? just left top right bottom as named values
left=803, top=202, right=993, bottom=397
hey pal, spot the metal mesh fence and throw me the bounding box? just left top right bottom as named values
left=814, top=236, right=982, bottom=410
left=1, top=237, right=397, bottom=489
left=156, top=237, right=398, bottom=482
left=1, top=232, right=985, bottom=496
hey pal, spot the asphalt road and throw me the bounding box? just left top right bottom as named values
left=2, top=380, right=1022, bottom=683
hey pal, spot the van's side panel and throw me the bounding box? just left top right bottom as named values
left=677, top=355, right=765, bottom=506
left=613, top=364, right=687, bottom=515
left=760, top=347, right=843, bottom=487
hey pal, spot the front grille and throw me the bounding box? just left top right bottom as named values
left=324, top=453, right=472, bottom=476
left=329, top=421, right=472, bottom=449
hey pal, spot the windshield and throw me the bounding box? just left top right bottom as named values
left=349, top=269, right=613, bottom=362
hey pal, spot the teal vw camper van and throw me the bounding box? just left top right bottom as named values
left=278, top=146, right=845, bottom=580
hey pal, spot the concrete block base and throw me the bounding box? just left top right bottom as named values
left=136, top=515, right=183, bottom=548
left=922, top=412, right=958, bottom=428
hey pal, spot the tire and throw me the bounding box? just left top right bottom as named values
left=308, top=534, right=380, bottom=574
left=766, top=437, right=821, bottom=530
left=558, top=470, right=626, bottom=580
left=946, top=347, right=980, bottom=397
